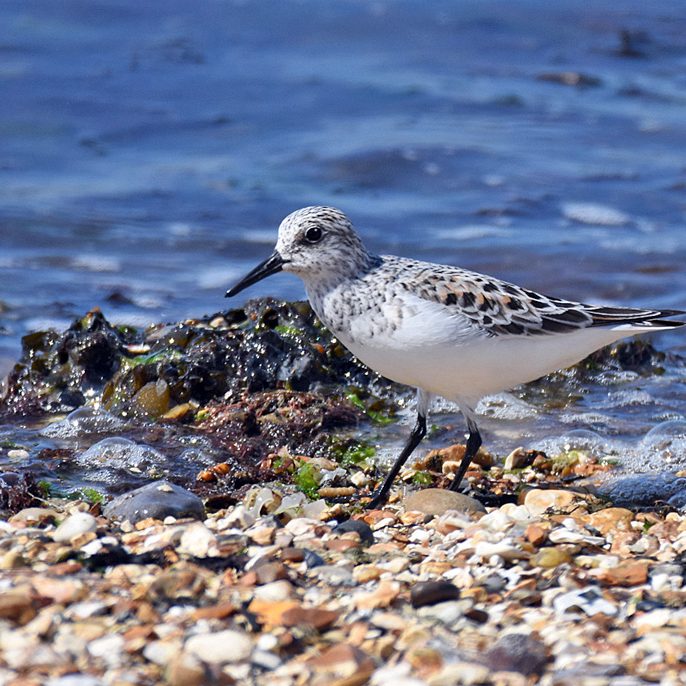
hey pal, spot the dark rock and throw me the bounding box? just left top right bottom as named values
left=485, top=633, right=548, bottom=676
left=103, top=480, right=205, bottom=524
left=464, top=607, right=489, bottom=624
left=280, top=606, right=338, bottom=631
left=1, top=300, right=396, bottom=419
left=0, top=471, right=41, bottom=515
left=302, top=549, right=325, bottom=569
left=596, top=473, right=686, bottom=508
left=196, top=390, right=362, bottom=476
left=410, top=580, right=460, bottom=608
left=333, top=518, right=374, bottom=545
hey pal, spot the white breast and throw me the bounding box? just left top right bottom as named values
left=321, top=292, right=629, bottom=402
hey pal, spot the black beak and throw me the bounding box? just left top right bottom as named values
left=225, top=251, right=285, bottom=297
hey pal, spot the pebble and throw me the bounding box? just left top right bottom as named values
left=313, top=565, right=354, bottom=585
left=103, top=480, right=205, bottom=524
left=410, top=581, right=460, bottom=608
left=185, top=629, right=253, bottom=664
left=524, top=489, right=584, bottom=516
left=177, top=522, right=217, bottom=557
left=303, top=548, right=326, bottom=568
left=531, top=547, right=572, bottom=568
left=586, top=507, right=634, bottom=535
left=403, top=488, right=486, bottom=516
left=474, top=539, right=528, bottom=561
left=503, top=447, right=534, bottom=470
left=597, top=559, right=649, bottom=587
left=485, top=632, right=548, bottom=676
left=9, top=507, right=59, bottom=527
left=255, top=561, right=289, bottom=584
left=46, top=677, right=105, bottom=686
left=165, top=652, right=206, bottom=686
left=416, top=599, right=468, bottom=624
left=52, top=512, right=97, bottom=543
left=554, top=587, right=618, bottom=616
left=1, top=472, right=685, bottom=686
left=428, top=662, right=491, bottom=686
left=333, top=518, right=375, bottom=545
left=253, top=580, right=294, bottom=601
left=87, top=634, right=125, bottom=668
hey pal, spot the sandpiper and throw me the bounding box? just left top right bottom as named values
left=226, top=206, right=685, bottom=507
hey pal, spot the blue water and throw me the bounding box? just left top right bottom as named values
left=1, top=1, right=686, bottom=482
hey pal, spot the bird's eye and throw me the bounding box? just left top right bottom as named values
left=304, top=226, right=323, bottom=244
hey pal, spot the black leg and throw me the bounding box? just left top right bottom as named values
left=448, top=419, right=482, bottom=492
left=366, top=412, right=427, bottom=509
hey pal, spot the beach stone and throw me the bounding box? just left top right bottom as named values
left=88, top=634, right=125, bottom=668
left=47, top=676, right=105, bottom=686
left=504, top=447, right=535, bottom=470
left=428, top=661, right=491, bottom=686
left=9, top=507, right=59, bottom=527
left=248, top=599, right=299, bottom=627
left=308, top=644, right=375, bottom=680
left=185, top=629, right=253, bottom=664
left=485, top=633, right=548, bottom=676
left=598, top=559, right=649, bottom=587
left=553, top=587, right=618, bottom=616
left=281, top=546, right=305, bottom=562
left=410, top=580, right=460, bottom=608
left=280, top=604, right=339, bottom=630
left=303, top=549, right=326, bottom=568
left=178, top=522, right=216, bottom=557
left=313, top=565, right=354, bottom=586
left=596, top=473, right=686, bottom=508
left=166, top=652, right=207, bottom=686
left=0, top=591, right=38, bottom=624
left=404, top=488, right=486, bottom=516
left=253, top=580, right=294, bottom=601
left=355, top=580, right=401, bottom=610
left=525, top=523, right=548, bottom=546
left=255, top=561, right=289, bottom=584
left=523, top=489, right=583, bottom=516
left=424, top=443, right=494, bottom=469
left=531, top=547, right=572, bottom=568
left=103, top=480, right=205, bottom=524
left=143, top=639, right=181, bottom=666
left=52, top=512, right=97, bottom=543
left=474, top=540, right=528, bottom=561
left=587, top=508, right=634, bottom=535
left=32, top=577, right=85, bottom=604
left=333, top=518, right=375, bottom=545
left=416, top=599, right=468, bottom=625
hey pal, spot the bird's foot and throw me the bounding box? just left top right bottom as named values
left=447, top=478, right=474, bottom=496
left=364, top=488, right=390, bottom=510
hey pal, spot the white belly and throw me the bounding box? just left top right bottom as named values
left=338, top=327, right=628, bottom=402
left=312, top=285, right=636, bottom=402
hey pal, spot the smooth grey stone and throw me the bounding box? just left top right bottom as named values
left=596, top=472, right=686, bottom=507
left=103, top=480, right=204, bottom=524
left=403, top=488, right=486, bottom=516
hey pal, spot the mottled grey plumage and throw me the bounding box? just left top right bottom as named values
left=227, top=206, right=685, bottom=506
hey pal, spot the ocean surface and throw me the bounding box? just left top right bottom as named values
left=1, top=0, right=686, bottom=486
